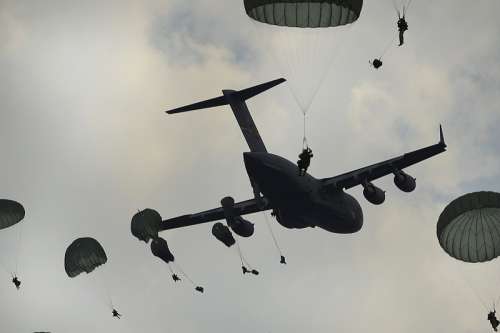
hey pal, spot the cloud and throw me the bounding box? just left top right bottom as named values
left=1, top=1, right=500, bottom=332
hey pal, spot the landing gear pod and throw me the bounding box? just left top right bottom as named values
left=362, top=182, right=386, bottom=205
left=221, top=197, right=255, bottom=237
left=212, top=222, right=236, bottom=247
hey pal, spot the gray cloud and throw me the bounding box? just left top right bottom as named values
left=0, top=0, right=500, bottom=332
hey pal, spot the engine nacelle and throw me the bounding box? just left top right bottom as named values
left=362, top=182, right=386, bottom=205
left=393, top=170, right=416, bottom=192
left=221, top=196, right=255, bottom=237
left=212, top=222, right=235, bottom=247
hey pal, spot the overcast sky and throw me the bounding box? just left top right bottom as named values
left=1, top=1, right=500, bottom=332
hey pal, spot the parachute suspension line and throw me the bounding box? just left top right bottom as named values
left=166, top=262, right=175, bottom=275
left=14, top=221, right=24, bottom=275
left=171, top=261, right=204, bottom=293
left=379, top=33, right=397, bottom=60
left=248, top=19, right=301, bottom=116
left=235, top=239, right=251, bottom=269
left=234, top=237, right=259, bottom=275
left=299, top=24, right=353, bottom=115
left=262, top=212, right=285, bottom=263
left=392, top=0, right=401, bottom=18
left=283, top=27, right=301, bottom=87
left=495, top=295, right=500, bottom=310
left=90, top=270, right=114, bottom=310
left=248, top=18, right=299, bottom=92
left=462, top=273, right=489, bottom=310
left=403, top=0, right=414, bottom=16
left=95, top=268, right=114, bottom=310
left=171, top=261, right=194, bottom=286
left=282, top=28, right=310, bottom=115
left=302, top=114, right=308, bottom=149
left=393, top=0, right=413, bottom=18
left=0, top=244, right=12, bottom=276
left=99, top=270, right=113, bottom=310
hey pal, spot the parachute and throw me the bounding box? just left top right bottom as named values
left=64, top=237, right=108, bottom=278
left=212, top=222, right=236, bottom=247
left=151, top=237, right=175, bottom=263
left=64, top=237, right=116, bottom=311
left=0, top=199, right=25, bottom=284
left=437, top=191, right=500, bottom=263
left=131, top=208, right=162, bottom=243
left=244, top=0, right=363, bottom=28
left=393, top=0, right=413, bottom=20
left=372, top=0, right=413, bottom=63
left=150, top=236, right=204, bottom=292
left=245, top=0, right=363, bottom=147
left=0, top=199, right=25, bottom=230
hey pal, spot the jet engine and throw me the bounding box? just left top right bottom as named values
left=212, top=222, right=236, bottom=247
left=221, top=196, right=255, bottom=237
left=393, top=170, right=416, bottom=192
left=362, top=182, right=385, bottom=205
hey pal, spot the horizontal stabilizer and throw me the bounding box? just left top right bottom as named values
left=236, top=78, right=286, bottom=101
left=165, top=78, right=286, bottom=114
left=164, top=78, right=286, bottom=153
left=166, top=95, right=227, bottom=114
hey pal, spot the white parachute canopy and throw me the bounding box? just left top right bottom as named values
left=245, top=0, right=363, bottom=115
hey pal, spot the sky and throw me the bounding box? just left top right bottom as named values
left=0, top=0, right=500, bottom=332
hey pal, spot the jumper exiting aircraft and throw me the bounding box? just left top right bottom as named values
left=161, top=78, right=446, bottom=236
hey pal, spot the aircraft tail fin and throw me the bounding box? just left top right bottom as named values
left=165, top=78, right=286, bottom=152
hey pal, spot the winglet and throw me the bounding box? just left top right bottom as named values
left=439, top=124, right=446, bottom=147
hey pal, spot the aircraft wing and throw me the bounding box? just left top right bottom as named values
left=322, top=126, right=447, bottom=190
left=159, top=197, right=271, bottom=231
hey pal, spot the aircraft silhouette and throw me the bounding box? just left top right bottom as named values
left=161, top=78, right=446, bottom=236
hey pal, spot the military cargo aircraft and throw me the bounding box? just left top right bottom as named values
left=160, top=78, right=446, bottom=240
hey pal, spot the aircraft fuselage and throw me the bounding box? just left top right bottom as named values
left=243, top=152, right=363, bottom=234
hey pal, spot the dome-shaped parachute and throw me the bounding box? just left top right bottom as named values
left=437, top=191, right=500, bottom=263
left=0, top=199, right=25, bottom=230
left=244, top=0, right=364, bottom=137
left=149, top=236, right=204, bottom=292
left=65, top=237, right=108, bottom=278
left=244, top=0, right=363, bottom=28
left=151, top=237, right=175, bottom=263
left=131, top=208, right=162, bottom=243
